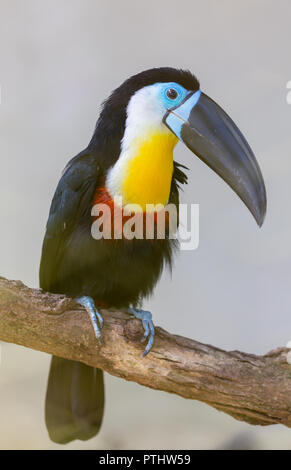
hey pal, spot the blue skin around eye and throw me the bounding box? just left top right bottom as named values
left=157, top=82, right=189, bottom=109
left=164, top=89, right=201, bottom=140
left=152, top=82, right=201, bottom=140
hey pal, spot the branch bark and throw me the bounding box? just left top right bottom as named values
left=0, top=275, right=290, bottom=428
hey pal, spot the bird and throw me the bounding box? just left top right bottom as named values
left=39, top=67, right=266, bottom=444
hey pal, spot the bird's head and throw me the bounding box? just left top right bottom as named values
left=94, top=67, right=266, bottom=225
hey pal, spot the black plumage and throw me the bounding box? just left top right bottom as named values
left=40, top=68, right=197, bottom=443
left=45, top=357, right=104, bottom=443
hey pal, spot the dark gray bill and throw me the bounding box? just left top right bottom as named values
left=164, top=90, right=267, bottom=226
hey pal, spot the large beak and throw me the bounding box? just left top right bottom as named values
left=163, top=90, right=267, bottom=226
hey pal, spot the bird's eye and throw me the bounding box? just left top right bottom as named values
left=166, top=88, right=178, bottom=100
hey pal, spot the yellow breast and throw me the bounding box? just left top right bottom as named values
left=121, top=132, right=178, bottom=211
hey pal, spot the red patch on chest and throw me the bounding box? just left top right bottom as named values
left=92, top=186, right=171, bottom=241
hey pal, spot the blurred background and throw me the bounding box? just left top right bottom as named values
left=0, top=0, right=291, bottom=450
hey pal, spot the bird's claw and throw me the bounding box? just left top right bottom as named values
left=76, top=296, right=103, bottom=344
left=129, top=308, right=155, bottom=357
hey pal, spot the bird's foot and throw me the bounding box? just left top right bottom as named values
left=128, top=307, right=155, bottom=357
left=76, top=296, right=103, bottom=344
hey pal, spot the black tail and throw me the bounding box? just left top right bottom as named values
left=45, top=356, right=104, bottom=444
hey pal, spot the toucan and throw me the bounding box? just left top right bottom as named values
left=39, top=67, right=266, bottom=444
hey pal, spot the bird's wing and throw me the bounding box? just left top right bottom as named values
left=170, top=161, right=188, bottom=205
left=39, top=150, right=100, bottom=292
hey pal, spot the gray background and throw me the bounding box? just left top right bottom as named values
left=0, top=0, right=290, bottom=449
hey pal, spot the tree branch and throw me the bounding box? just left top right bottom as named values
left=0, top=276, right=290, bottom=428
